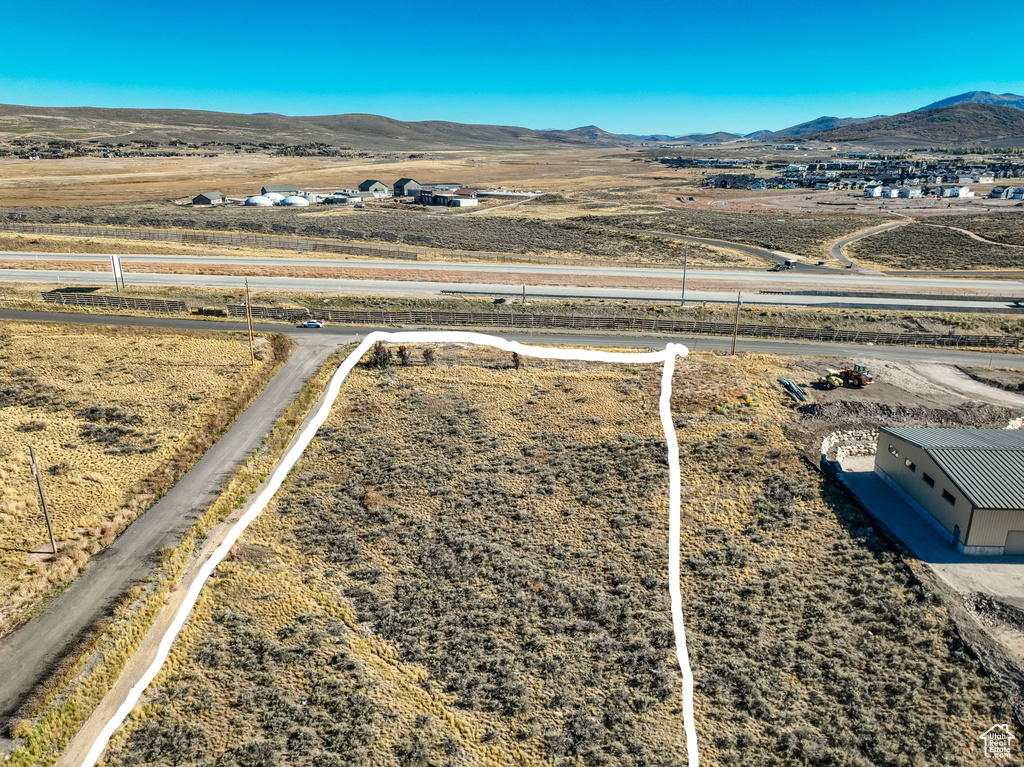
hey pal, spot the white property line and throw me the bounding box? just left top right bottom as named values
left=80, top=331, right=698, bottom=767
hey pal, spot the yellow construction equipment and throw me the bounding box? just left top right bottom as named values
left=819, top=369, right=843, bottom=389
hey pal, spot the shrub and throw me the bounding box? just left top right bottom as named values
left=370, top=341, right=392, bottom=370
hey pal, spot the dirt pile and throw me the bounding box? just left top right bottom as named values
left=797, top=400, right=1017, bottom=428
left=959, top=366, right=1024, bottom=393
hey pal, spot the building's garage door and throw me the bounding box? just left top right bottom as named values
left=1004, top=531, right=1024, bottom=556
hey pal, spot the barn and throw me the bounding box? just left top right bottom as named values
left=393, top=178, right=421, bottom=197
left=193, top=191, right=227, bottom=206
left=261, top=184, right=301, bottom=197
left=874, top=427, right=1024, bottom=555
left=358, top=180, right=391, bottom=197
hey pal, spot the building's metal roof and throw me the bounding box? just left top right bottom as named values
left=883, top=427, right=1024, bottom=509
left=196, top=191, right=226, bottom=199
left=928, top=449, right=1024, bottom=510
left=881, top=427, right=1024, bottom=450
left=262, top=184, right=300, bottom=193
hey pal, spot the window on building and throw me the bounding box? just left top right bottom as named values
left=922, top=473, right=935, bottom=487
left=942, top=489, right=956, bottom=505
left=904, top=458, right=916, bottom=472
left=888, top=444, right=899, bottom=457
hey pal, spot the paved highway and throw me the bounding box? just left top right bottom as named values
left=3, top=251, right=1024, bottom=293
left=3, top=267, right=1022, bottom=312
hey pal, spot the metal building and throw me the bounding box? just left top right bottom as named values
left=874, top=427, right=1024, bottom=555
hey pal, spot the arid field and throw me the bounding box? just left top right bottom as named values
left=0, top=321, right=281, bottom=636
left=86, top=344, right=1017, bottom=767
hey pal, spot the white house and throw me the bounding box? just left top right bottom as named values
left=863, top=185, right=883, bottom=197
left=973, top=173, right=996, bottom=183
left=898, top=187, right=922, bottom=199
left=952, top=185, right=975, bottom=198
left=881, top=186, right=901, bottom=198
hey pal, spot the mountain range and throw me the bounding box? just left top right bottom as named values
left=0, top=103, right=627, bottom=150
left=1, top=91, right=1023, bottom=150
left=917, top=91, right=1024, bottom=111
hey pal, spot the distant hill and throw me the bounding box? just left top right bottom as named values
left=0, top=103, right=631, bottom=150
left=675, top=131, right=741, bottom=144
left=806, top=103, right=1024, bottom=146
left=917, top=91, right=1024, bottom=111
left=557, top=125, right=627, bottom=141
left=744, top=129, right=772, bottom=138
left=766, top=115, right=879, bottom=139
left=620, top=133, right=677, bottom=142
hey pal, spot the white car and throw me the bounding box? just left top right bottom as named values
left=297, top=319, right=325, bottom=328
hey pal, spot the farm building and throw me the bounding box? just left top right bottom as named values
left=393, top=178, right=422, bottom=197
left=874, top=427, right=1024, bottom=555
left=193, top=191, right=227, bottom=206
left=358, top=180, right=391, bottom=197
left=261, top=184, right=301, bottom=196
left=416, top=186, right=479, bottom=207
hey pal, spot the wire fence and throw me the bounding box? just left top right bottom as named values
left=226, top=305, right=1024, bottom=349
left=41, top=291, right=188, bottom=313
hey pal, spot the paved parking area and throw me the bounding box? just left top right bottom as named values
left=840, top=468, right=1024, bottom=608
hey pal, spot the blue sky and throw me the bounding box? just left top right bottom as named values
left=3, top=1, right=1023, bottom=134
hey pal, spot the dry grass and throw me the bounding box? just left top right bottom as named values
left=848, top=223, right=1024, bottom=270
left=0, top=321, right=280, bottom=635
left=0, top=148, right=668, bottom=207
left=4, top=346, right=347, bottom=767
left=96, top=346, right=1017, bottom=767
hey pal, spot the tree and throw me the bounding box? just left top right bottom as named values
left=512, top=352, right=522, bottom=370
left=397, top=346, right=411, bottom=366
left=423, top=348, right=436, bottom=366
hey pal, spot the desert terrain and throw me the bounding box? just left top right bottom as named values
left=0, top=320, right=281, bottom=636
left=62, top=343, right=1017, bottom=767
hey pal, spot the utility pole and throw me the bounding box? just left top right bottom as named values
left=731, top=291, right=742, bottom=356
left=522, top=284, right=526, bottom=305
left=244, top=279, right=256, bottom=366
left=27, top=445, right=57, bottom=556
left=680, top=245, right=689, bottom=306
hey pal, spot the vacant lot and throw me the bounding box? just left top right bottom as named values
left=0, top=321, right=280, bottom=635
left=569, top=209, right=880, bottom=257
left=924, top=212, right=1024, bottom=246
left=1, top=203, right=765, bottom=265
left=848, top=223, right=1024, bottom=269
left=99, top=346, right=1016, bottom=767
